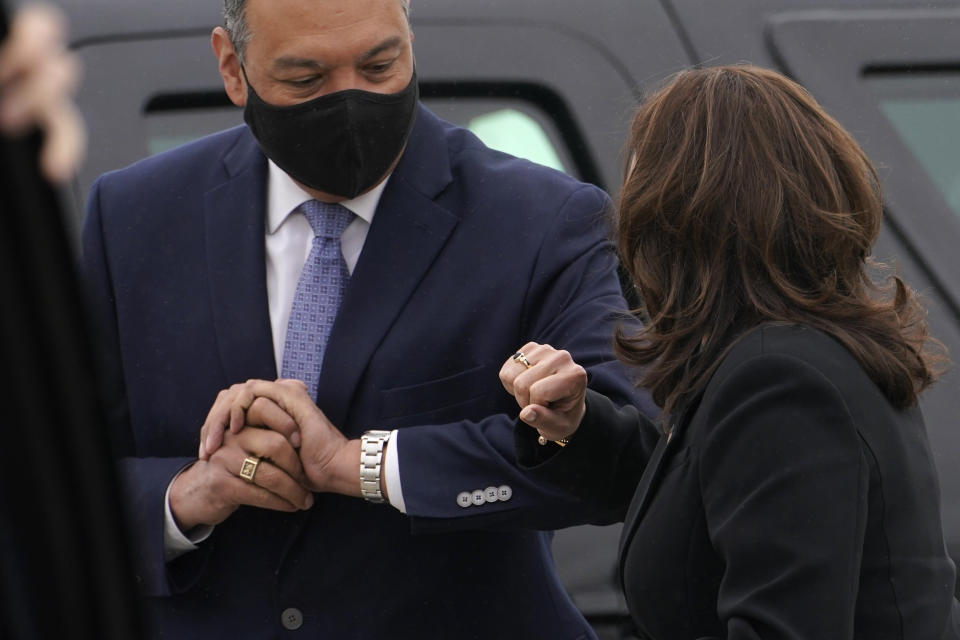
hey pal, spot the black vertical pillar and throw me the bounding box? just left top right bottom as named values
left=0, top=3, right=143, bottom=638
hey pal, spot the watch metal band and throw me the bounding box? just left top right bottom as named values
left=360, top=430, right=392, bottom=503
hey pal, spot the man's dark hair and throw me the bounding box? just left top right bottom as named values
left=224, top=0, right=411, bottom=60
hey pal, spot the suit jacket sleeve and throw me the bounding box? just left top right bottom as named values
left=698, top=352, right=868, bottom=639
left=396, top=185, right=658, bottom=531
left=82, top=176, right=200, bottom=597
left=514, top=388, right=659, bottom=517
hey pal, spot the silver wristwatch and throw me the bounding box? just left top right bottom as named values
left=360, top=430, right=392, bottom=503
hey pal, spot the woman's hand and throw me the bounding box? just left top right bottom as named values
left=499, top=342, right=588, bottom=443
left=0, top=4, right=85, bottom=182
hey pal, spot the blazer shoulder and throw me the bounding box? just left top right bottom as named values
left=435, top=111, right=608, bottom=210
left=93, top=125, right=257, bottom=196
left=85, top=125, right=265, bottom=243
left=690, top=325, right=867, bottom=469
left=714, top=323, right=869, bottom=388
left=699, top=323, right=903, bottom=439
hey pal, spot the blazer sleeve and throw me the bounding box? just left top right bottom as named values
left=698, top=352, right=868, bottom=639
left=515, top=388, right=658, bottom=514
left=82, top=176, right=203, bottom=597
left=396, top=185, right=658, bottom=532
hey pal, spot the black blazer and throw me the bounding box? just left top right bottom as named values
left=520, top=324, right=960, bottom=639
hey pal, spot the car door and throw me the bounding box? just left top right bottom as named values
left=666, top=0, right=960, bottom=585
left=765, top=7, right=960, bottom=569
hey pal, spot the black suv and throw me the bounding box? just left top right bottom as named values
left=50, top=1, right=960, bottom=637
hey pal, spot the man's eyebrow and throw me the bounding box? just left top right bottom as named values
left=273, top=57, right=329, bottom=72
left=357, top=36, right=403, bottom=63
left=271, top=37, right=403, bottom=72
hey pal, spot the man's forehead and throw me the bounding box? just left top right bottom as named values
left=245, top=0, right=408, bottom=48
left=244, top=0, right=407, bottom=26
left=241, top=0, right=410, bottom=68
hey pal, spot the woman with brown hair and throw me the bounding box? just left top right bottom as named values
left=500, top=65, right=960, bottom=639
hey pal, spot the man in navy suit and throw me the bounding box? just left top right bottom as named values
left=82, top=0, right=650, bottom=637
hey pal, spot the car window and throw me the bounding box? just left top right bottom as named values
left=143, top=96, right=574, bottom=177
left=146, top=106, right=241, bottom=156
left=423, top=99, right=571, bottom=174
left=867, top=71, right=960, bottom=219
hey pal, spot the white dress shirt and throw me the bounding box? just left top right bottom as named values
left=164, top=161, right=406, bottom=560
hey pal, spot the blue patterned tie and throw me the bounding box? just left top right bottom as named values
left=280, top=201, right=355, bottom=399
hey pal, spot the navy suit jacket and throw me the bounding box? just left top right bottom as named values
left=81, top=105, right=652, bottom=639
left=520, top=324, right=960, bottom=639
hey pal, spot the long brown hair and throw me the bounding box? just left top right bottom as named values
left=616, top=64, right=946, bottom=417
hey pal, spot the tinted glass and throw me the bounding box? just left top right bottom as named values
left=424, top=98, right=573, bottom=174
left=868, top=72, right=960, bottom=219
left=146, top=107, right=242, bottom=156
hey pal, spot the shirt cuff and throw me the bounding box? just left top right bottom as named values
left=384, top=429, right=406, bottom=513
left=163, top=466, right=214, bottom=562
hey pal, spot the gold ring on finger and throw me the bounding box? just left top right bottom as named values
left=239, top=456, right=261, bottom=483
left=537, top=433, right=569, bottom=448
left=512, top=351, right=533, bottom=369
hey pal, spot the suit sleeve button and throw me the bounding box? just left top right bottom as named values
left=484, top=486, right=499, bottom=503
left=281, top=607, right=303, bottom=630
left=497, top=485, right=513, bottom=501
left=457, top=492, right=472, bottom=508
left=471, top=489, right=486, bottom=506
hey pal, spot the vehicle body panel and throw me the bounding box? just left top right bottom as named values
left=54, top=0, right=960, bottom=635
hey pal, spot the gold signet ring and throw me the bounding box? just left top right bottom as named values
left=512, top=351, right=533, bottom=369
left=239, top=456, right=261, bottom=483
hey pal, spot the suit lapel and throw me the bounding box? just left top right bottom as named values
left=617, top=393, right=703, bottom=579
left=315, top=107, right=458, bottom=432
left=617, top=433, right=672, bottom=563
left=204, top=129, right=277, bottom=385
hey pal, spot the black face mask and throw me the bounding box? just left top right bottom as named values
left=243, top=69, right=419, bottom=199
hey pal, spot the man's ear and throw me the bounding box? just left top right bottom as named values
left=211, top=27, right=247, bottom=107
